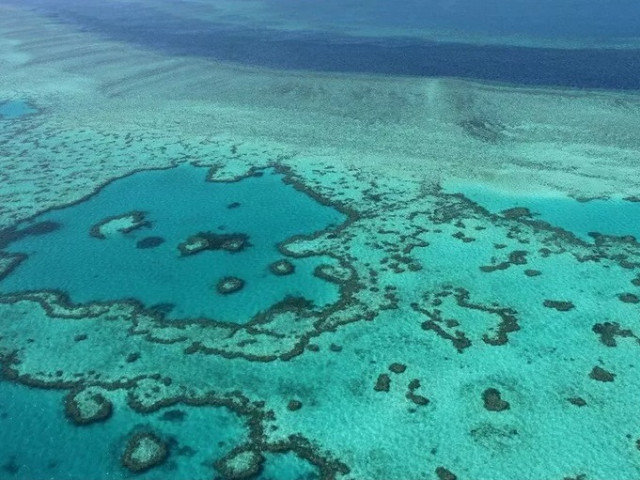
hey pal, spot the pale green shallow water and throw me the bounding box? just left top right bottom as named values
left=1, top=2, right=640, bottom=480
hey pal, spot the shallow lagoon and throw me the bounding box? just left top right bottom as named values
left=0, top=165, right=344, bottom=322
left=445, top=181, right=640, bottom=241
left=0, top=380, right=253, bottom=480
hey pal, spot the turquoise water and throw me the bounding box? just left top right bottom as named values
left=0, top=379, right=320, bottom=480
left=0, top=380, right=250, bottom=480
left=260, top=453, right=319, bottom=480
left=445, top=182, right=640, bottom=241
left=0, top=100, right=36, bottom=119
left=1, top=165, right=344, bottom=322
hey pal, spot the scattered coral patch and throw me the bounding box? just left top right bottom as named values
left=618, top=293, right=639, bottom=304
left=121, top=432, right=168, bottom=473
left=567, top=397, right=587, bottom=407
left=269, top=259, right=295, bottom=276
left=500, top=207, right=533, bottom=219
left=374, top=374, right=391, bottom=392
left=90, top=211, right=149, bottom=239
left=436, top=466, right=458, bottom=480
left=482, top=388, right=510, bottom=412
left=136, top=236, right=165, bottom=249
left=178, top=232, right=251, bottom=256
left=479, top=250, right=528, bottom=273
left=589, top=366, right=616, bottom=382
left=389, top=363, right=407, bottom=374
left=563, top=474, right=587, bottom=480
left=412, top=286, right=519, bottom=351
left=216, top=276, right=245, bottom=295
left=64, top=388, right=113, bottom=425
left=543, top=300, right=575, bottom=312
left=406, top=379, right=429, bottom=406
left=592, top=322, right=638, bottom=347
left=215, top=448, right=264, bottom=480
left=126, top=352, right=141, bottom=363
left=407, top=393, right=430, bottom=406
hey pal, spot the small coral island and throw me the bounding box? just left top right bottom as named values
left=216, top=276, right=246, bottom=295
left=268, top=259, right=295, bottom=276
left=64, top=388, right=113, bottom=425
left=215, top=448, right=264, bottom=479
left=90, top=211, right=150, bottom=239
left=178, top=231, right=251, bottom=256
left=121, top=432, right=168, bottom=473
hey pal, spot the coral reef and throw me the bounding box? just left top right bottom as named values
left=136, top=236, right=165, bottom=249
left=178, top=232, right=251, bottom=256
left=64, top=387, right=113, bottom=425
left=268, top=259, right=295, bottom=276
left=90, top=211, right=149, bottom=239
left=482, top=388, right=510, bottom=412
left=121, top=432, right=168, bottom=473
left=216, top=276, right=246, bottom=295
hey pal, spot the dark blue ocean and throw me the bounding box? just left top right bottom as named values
left=9, top=0, right=640, bottom=90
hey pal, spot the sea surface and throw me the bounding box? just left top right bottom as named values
left=1, top=1, right=640, bottom=479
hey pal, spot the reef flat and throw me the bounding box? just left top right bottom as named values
left=1, top=3, right=640, bottom=480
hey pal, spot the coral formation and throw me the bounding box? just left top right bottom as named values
left=178, top=232, right=251, bottom=256
left=121, top=432, right=168, bottom=473
left=215, top=447, right=264, bottom=480
left=216, top=276, right=246, bottom=295
left=136, top=236, right=165, bottom=249
left=64, top=388, right=113, bottom=425
left=589, top=366, right=615, bottom=382
left=482, top=388, right=510, bottom=412
left=268, top=259, right=295, bottom=276
left=543, top=300, right=575, bottom=311
left=90, top=211, right=149, bottom=239
left=374, top=374, right=391, bottom=392
left=388, top=363, right=407, bottom=374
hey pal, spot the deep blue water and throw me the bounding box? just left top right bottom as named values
left=261, top=0, right=640, bottom=41
left=10, top=0, right=640, bottom=90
